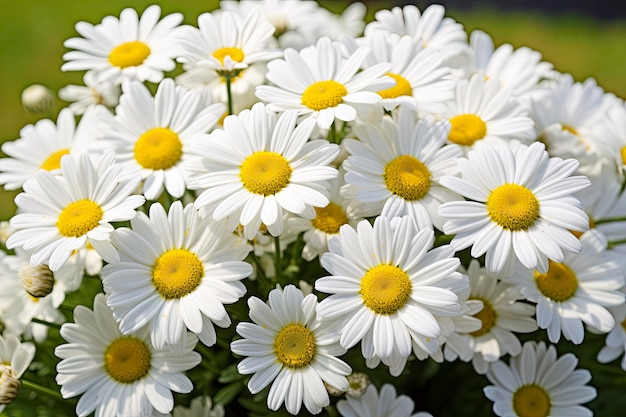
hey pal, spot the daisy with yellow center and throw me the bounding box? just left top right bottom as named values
left=101, top=79, right=224, bottom=200
left=6, top=152, right=145, bottom=272
left=62, top=5, right=183, bottom=85
left=438, top=73, right=535, bottom=152
left=185, top=103, right=339, bottom=240
left=316, top=216, right=469, bottom=368
left=510, top=230, right=624, bottom=344
left=342, top=110, right=462, bottom=232
left=231, top=285, right=351, bottom=415
left=55, top=294, right=201, bottom=417
left=438, top=140, right=591, bottom=277
left=484, top=341, right=596, bottom=417
left=102, top=201, right=252, bottom=349
left=256, top=36, right=394, bottom=129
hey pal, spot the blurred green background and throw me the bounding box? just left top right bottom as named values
left=0, top=0, right=625, bottom=222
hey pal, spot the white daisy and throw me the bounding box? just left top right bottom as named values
left=597, top=300, right=626, bottom=370
left=62, top=5, right=183, bottom=85
left=364, top=4, right=467, bottom=62
left=438, top=140, right=591, bottom=277
left=595, top=98, right=626, bottom=177
left=337, top=383, right=433, bottom=417
left=230, top=285, right=351, bottom=415
left=344, top=33, right=455, bottom=114
left=255, top=36, right=393, bottom=129
left=55, top=293, right=201, bottom=417
left=438, top=73, right=536, bottom=152
left=484, top=341, right=596, bottom=417
left=102, top=201, right=252, bottom=349
left=444, top=260, right=537, bottom=374
left=0, top=334, right=36, bottom=413
left=102, top=78, right=224, bottom=200
left=341, top=110, right=462, bottom=231
left=315, top=215, right=469, bottom=366
left=59, top=71, right=121, bottom=115
left=6, top=152, right=145, bottom=271
left=510, top=230, right=624, bottom=344
left=0, top=106, right=108, bottom=190
left=185, top=102, right=339, bottom=240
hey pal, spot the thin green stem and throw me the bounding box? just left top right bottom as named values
left=274, top=236, right=282, bottom=281
left=225, top=75, right=234, bottom=116
left=31, top=317, right=61, bottom=329
left=595, top=216, right=626, bottom=225
left=248, top=253, right=267, bottom=282
left=328, top=121, right=337, bottom=144
left=22, top=379, right=64, bottom=401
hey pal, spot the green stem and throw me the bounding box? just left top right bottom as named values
left=248, top=253, right=267, bottom=282
left=225, top=75, right=234, bottom=116
left=31, top=317, right=61, bottom=329
left=274, top=236, right=282, bottom=281
left=22, top=379, right=64, bottom=401
left=328, top=121, right=337, bottom=144
left=595, top=216, right=626, bottom=225
left=60, top=302, right=76, bottom=312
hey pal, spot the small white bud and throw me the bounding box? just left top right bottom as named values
left=21, top=84, right=54, bottom=114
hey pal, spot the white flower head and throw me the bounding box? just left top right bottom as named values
left=0, top=334, right=36, bottom=413
left=231, top=285, right=351, bottom=415
left=337, top=383, right=433, bottom=417
left=597, top=300, right=626, bottom=370
left=59, top=71, right=121, bottom=115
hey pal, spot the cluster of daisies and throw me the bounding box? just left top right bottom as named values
left=0, top=1, right=625, bottom=416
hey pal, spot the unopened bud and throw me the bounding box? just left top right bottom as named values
left=19, top=264, right=54, bottom=298
left=21, top=84, right=54, bottom=114
left=0, top=367, right=20, bottom=405
left=346, top=372, right=370, bottom=397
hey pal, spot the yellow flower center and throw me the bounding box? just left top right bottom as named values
left=620, top=317, right=626, bottom=332
left=620, top=146, right=626, bottom=166
left=240, top=151, right=292, bottom=196
left=108, top=41, right=151, bottom=68
left=534, top=260, right=578, bottom=302
left=274, top=323, right=316, bottom=368
left=512, top=384, right=551, bottom=417
left=360, top=264, right=412, bottom=315
left=57, top=199, right=103, bottom=237
left=152, top=249, right=204, bottom=299
left=134, top=127, right=183, bottom=170
left=448, top=114, right=487, bottom=146
left=562, top=124, right=579, bottom=136
left=470, top=298, right=496, bottom=337
left=104, top=336, right=151, bottom=384
left=301, top=80, right=348, bottom=111
left=384, top=155, right=432, bottom=201
left=377, top=73, right=413, bottom=99
left=312, top=203, right=348, bottom=234
left=212, top=47, right=245, bottom=66
left=487, top=184, right=540, bottom=231
left=40, top=148, right=70, bottom=171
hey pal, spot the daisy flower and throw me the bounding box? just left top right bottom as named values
left=0, top=106, right=108, bottom=190
left=102, top=201, right=252, bottom=349
left=510, top=230, right=624, bottom=344
left=438, top=73, right=535, bottom=152
left=0, top=334, right=36, bottom=413
left=101, top=79, right=225, bottom=200
left=445, top=260, right=537, bottom=374
left=484, top=341, right=596, bottom=417
left=315, top=215, right=469, bottom=365
left=255, top=36, right=393, bottom=129
left=595, top=98, right=626, bottom=176
left=337, top=383, right=433, bottom=417
left=438, top=140, right=591, bottom=277
left=172, top=395, right=224, bottom=417
left=185, top=102, right=339, bottom=240
left=6, top=152, right=145, bottom=271
left=177, top=10, right=281, bottom=76
left=341, top=111, right=462, bottom=231
left=364, top=4, right=467, bottom=62
left=230, top=285, right=351, bottom=415
left=597, top=301, right=626, bottom=371
left=62, top=5, right=183, bottom=85
left=55, top=294, right=201, bottom=417
left=59, top=71, right=120, bottom=115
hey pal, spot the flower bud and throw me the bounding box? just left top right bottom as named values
left=21, top=84, right=54, bottom=114
left=19, top=264, right=54, bottom=298
left=0, top=367, right=20, bottom=405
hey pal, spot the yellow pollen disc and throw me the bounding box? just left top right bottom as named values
left=108, top=41, right=151, bottom=68
left=470, top=298, right=496, bottom=337
left=620, top=146, right=626, bottom=166
left=487, top=184, right=540, bottom=231
left=104, top=336, right=151, bottom=384
left=620, top=317, right=626, bottom=332
left=57, top=199, right=103, bottom=238
left=301, top=80, right=348, bottom=111
left=562, top=124, right=579, bottom=136
left=212, top=47, right=245, bottom=66
left=448, top=114, right=487, bottom=146
left=134, top=127, right=183, bottom=170
left=360, top=264, right=412, bottom=315
left=240, top=151, right=292, bottom=196
left=534, top=260, right=578, bottom=302
left=512, top=384, right=551, bottom=417
left=40, top=148, right=70, bottom=171
left=274, top=323, right=316, bottom=368
left=384, top=155, right=432, bottom=201
left=152, top=249, right=204, bottom=299
left=312, top=203, right=348, bottom=234
left=377, top=73, right=413, bottom=99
